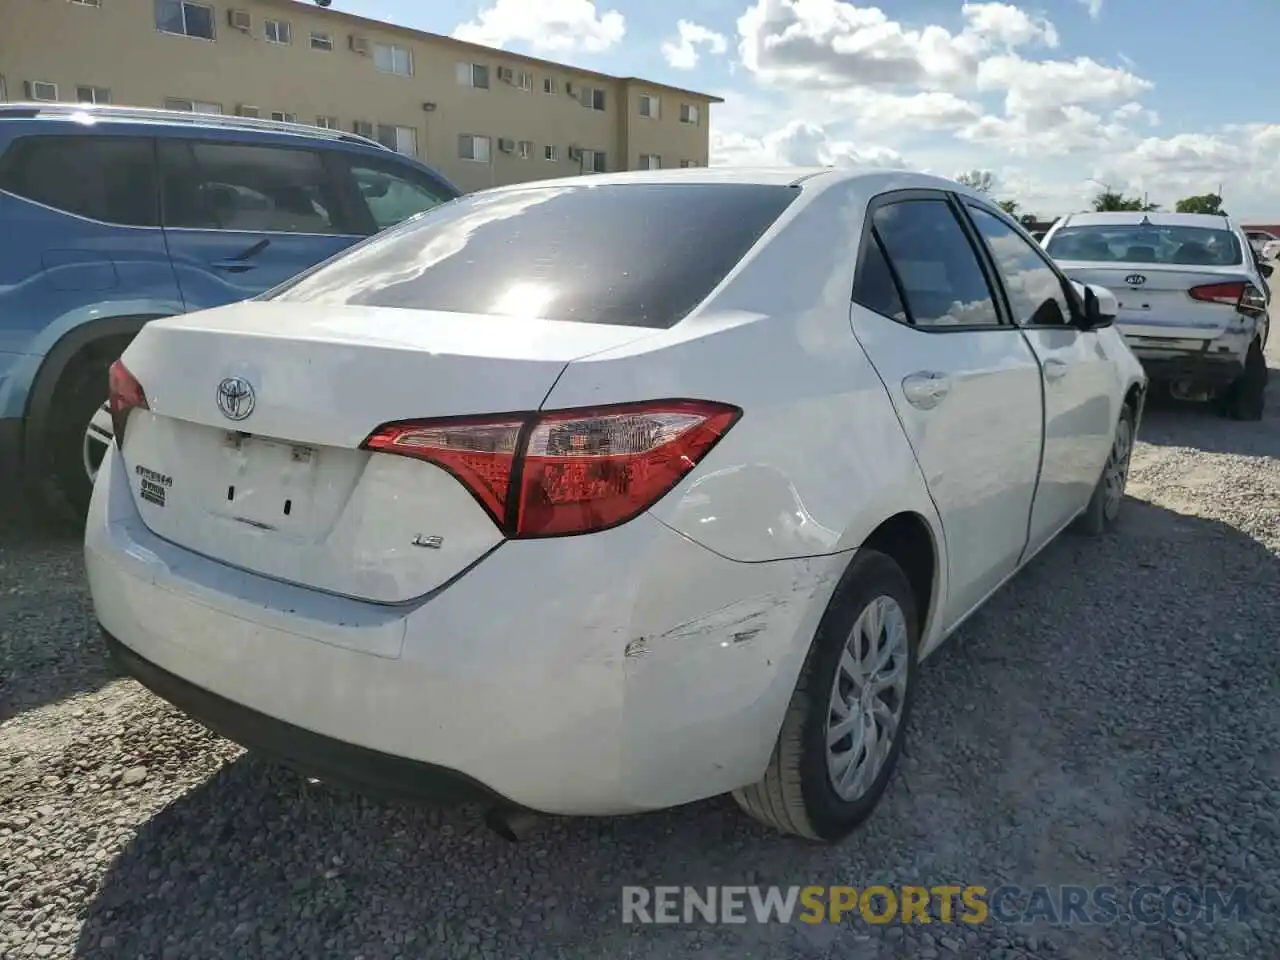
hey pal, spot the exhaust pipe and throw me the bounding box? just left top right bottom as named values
left=484, top=806, right=541, bottom=842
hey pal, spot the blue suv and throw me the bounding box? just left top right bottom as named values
left=0, top=103, right=460, bottom=522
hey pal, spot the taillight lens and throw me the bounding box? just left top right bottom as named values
left=362, top=399, right=741, bottom=538
left=1189, top=281, right=1266, bottom=313
left=107, top=360, right=148, bottom=447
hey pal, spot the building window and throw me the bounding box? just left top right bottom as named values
left=680, top=160, right=698, bottom=168
left=680, top=103, right=700, bottom=125
left=76, top=85, right=111, bottom=104
left=639, top=95, right=660, bottom=119
left=310, top=31, right=333, bottom=51
left=25, top=81, right=59, bottom=102
left=459, top=134, right=491, bottom=163
left=377, top=125, right=418, bottom=156
left=515, top=70, right=532, bottom=92
left=543, top=78, right=557, bottom=95
left=579, top=148, right=606, bottom=173
left=0, top=76, right=7, bottom=102
left=517, top=140, right=533, bottom=160
left=165, top=97, right=221, bottom=114
left=640, top=154, right=661, bottom=170
left=374, top=43, right=413, bottom=76
left=581, top=87, right=606, bottom=111
left=264, top=19, right=291, bottom=44
left=69, top=0, right=102, bottom=7
left=270, top=111, right=297, bottom=123
left=155, top=0, right=215, bottom=40
left=457, top=63, right=490, bottom=89
left=236, top=105, right=260, bottom=117
left=315, top=116, right=338, bottom=129
left=544, top=144, right=558, bottom=162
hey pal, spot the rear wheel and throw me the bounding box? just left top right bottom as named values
left=1220, top=341, right=1266, bottom=421
left=732, top=549, right=919, bottom=842
left=34, top=359, right=111, bottom=527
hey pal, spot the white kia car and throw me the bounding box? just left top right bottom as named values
left=1042, top=211, right=1269, bottom=418
left=86, top=169, right=1147, bottom=842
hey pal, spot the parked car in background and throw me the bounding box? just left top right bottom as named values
left=0, top=103, right=460, bottom=523
left=1043, top=211, right=1269, bottom=420
left=88, top=168, right=1146, bottom=843
left=1245, top=229, right=1280, bottom=258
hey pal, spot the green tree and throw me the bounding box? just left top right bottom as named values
left=1019, top=213, right=1040, bottom=228
left=1092, top=190, right=1160, bottom=212
left=956, top=169, right=995, bottom=194
left=997, top=199, right=1019, bottom=215
left=1175, top=193, right=1226, bottom=216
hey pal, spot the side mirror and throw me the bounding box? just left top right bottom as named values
left=1077, top=283, right=1117, bottom=329
left=1261, top=262, right=1274, bottom=279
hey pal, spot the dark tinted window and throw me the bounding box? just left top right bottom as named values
left=873, top=200, right=999, bottom=328
left=268, top=182, right=799, bottom=328
left=159, top=140, right=347, bottom=234
left=967, top=205, right=1073, bottom=326
left=0, top=135, right=158, bottom=226
left=1045, top=223, right=1243, bottom=266
left=852, top=234, right=906, bottom=322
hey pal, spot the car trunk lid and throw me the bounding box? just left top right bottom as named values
left=115, top=301, right=655, bottom=604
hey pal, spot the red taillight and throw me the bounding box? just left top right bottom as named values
left=362, top=399, right=741, bottom=538
left=107, top=360, right=148, bottom=446
left=1188, top=281, right=1246, bottom=306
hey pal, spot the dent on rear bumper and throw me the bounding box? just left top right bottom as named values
left=86, top=447, right=848, bottom=816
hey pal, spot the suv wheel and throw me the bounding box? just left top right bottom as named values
left=1222, top=341, right=1267, bottom=422
left=37, top=360, right=110, bottom=526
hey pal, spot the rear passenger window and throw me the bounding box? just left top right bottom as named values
left=348, top=162, right=453, bottom=232
left=852, top=234, right=907, bottom=322
left=873, top=199, right=999, bottom=328
left=159, top=141, right=347, bottom=234
left=0, top=135, right=159, bottom=227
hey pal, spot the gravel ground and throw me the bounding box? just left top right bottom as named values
left=2, top=342, right=1279, bottom=960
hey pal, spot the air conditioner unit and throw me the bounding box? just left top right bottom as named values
left=349, top=35, right=371, bottom=55
left=498, top=137, right=515, bottom=153
left=497, top=66, right=514, bottom=83
left=236, top=104, right=260, bottom=118
left=228, top=9, right=251, bottom=32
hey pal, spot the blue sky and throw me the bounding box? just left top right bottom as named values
left=311, top=0, right=1280, bottom=217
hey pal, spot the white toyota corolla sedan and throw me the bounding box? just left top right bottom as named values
left=86, top=168, right=1147, bottom=842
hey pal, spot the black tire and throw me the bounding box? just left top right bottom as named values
left=1075, top=402, right=1135, bottom=536
left=732, top=549, right=920, bottom=842
left=33, top=359, right=110, bottom=528
left=1221, top=340, right=1266, bottom=422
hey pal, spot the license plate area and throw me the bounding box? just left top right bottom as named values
left=218, top=432, right=318, bottom=531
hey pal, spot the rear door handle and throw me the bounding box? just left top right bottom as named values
left=212, top=238, right=271, bottom=273
left=901, top=371, right=952, bottom=410
left=1043, top=358, right=1069, bottom=382
left=211, top=259, right=257, bottom=273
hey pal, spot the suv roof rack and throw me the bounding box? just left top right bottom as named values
left=0, top=102, right=392, bottom=152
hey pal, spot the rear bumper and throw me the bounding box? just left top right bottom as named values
left=85, top=446, right=843, bottom=816
left=1123, top=334, right=1248, bottom=387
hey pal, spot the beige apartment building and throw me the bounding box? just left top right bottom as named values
left=0, top=0, right=721, bottom=193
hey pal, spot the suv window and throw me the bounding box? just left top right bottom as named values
left=0, top=135, right=159, bottom=227
left=872, top=199, right=999, bottom=328
left=267, top=182, right=799, bottom=328
left=346, top=161, right=453, bottom=232
left=159, top=140, right=347, bottom=234
left=966, top=205, right=1074, bottom=327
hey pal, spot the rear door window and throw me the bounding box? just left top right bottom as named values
left=0, top=134, right=159, bottom=226
left=158, top=140, right=352, bottom=234
left=342, top=158, right=456, bottom=233
left=268, top=182, right=799, bottom=328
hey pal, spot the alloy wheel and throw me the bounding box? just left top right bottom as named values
left=1103, top=416, right=1133, bottom=518
left=825, top=595, right=910, bottom=802
left=83, top=401, right=114, bottom=485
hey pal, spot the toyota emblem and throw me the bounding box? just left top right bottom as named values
left=1124, top=274, right=1147, bottom=286
left=216, top=376, right=256, bottom=422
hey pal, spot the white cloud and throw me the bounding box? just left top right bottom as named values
left=1079, top=0, right=1103, bottom=20
left=661, top=20, right=728, bottom=70
left=451, top=0, right=625, bottom=54
left=711, top=121, right=908, bottom=170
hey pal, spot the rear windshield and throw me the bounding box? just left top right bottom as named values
left=267, top=181, right=799, bottom=328
left=1045, top=224, right=1243, bottom=266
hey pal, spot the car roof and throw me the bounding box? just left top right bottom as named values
left=1056, top=211, right=1239, bottom=230
left=474, top=165, right=980, bottom=197
left=0, top=102, right=392, bottom=153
